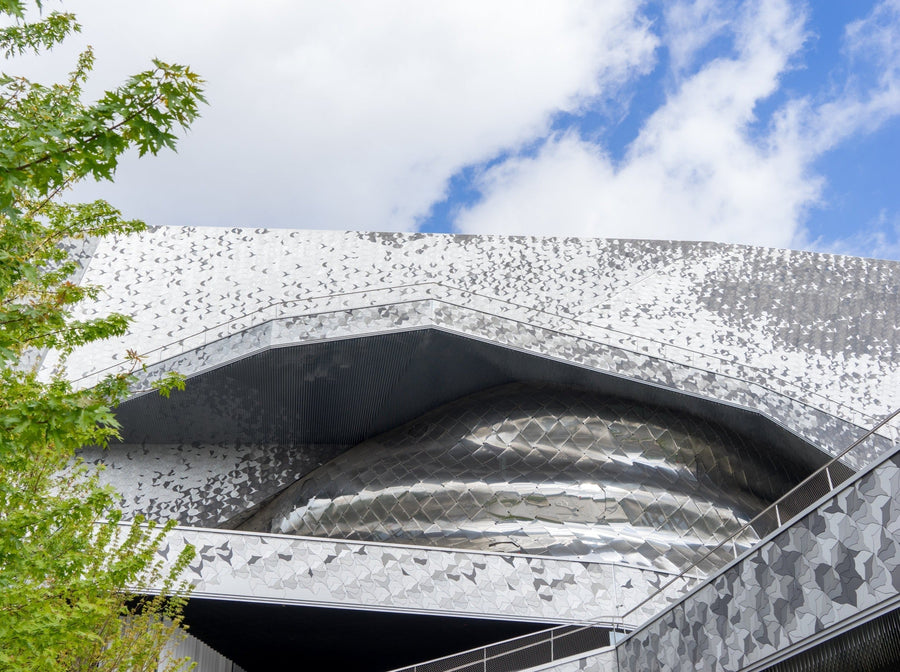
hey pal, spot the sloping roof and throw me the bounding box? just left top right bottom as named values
left=60, top=227, right=900, bottom=458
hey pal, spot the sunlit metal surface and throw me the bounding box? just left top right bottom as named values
left=244, top=383, right=808, bottom=572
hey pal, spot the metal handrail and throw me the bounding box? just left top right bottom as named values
left=69, top=280, right=436, bottom=383
left=70, top=281, right=881, bottom=427
left=615, top=405, right=900, bottom=626
left=387, top=407, right=900, bottom=672
left=387, top=625, right=615, bottom=672
left=393, top=629, right=615, bottom=672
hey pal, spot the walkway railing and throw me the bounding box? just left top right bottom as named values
left=387, top=408, right=900, bottom=672
left=390, top=625, right=611, bottom=672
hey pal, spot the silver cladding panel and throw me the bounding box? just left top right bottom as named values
left=78, top=442, right=347, bottom=528
left=244, top=383, right=805, bottom=573
left=159, top=527, right=699, bottom=626
left=60, top=229, right=900, bottom=459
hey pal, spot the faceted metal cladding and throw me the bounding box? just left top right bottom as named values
left=56, top=227, right=900, bottom=669
left=244, top=383, right=809, bottom=572
left=617, top=445, right=900, bottom=672
left=61, top=230, right=900, bottom=459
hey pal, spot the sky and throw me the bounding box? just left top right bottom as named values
left=8, top=0, right=900, bottom=259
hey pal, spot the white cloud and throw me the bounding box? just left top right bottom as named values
left=816, top=209, right=900, bottom=260
left=9, top=0, right=898, bottom=249
left=12, top=0, right=656, bottom=230
left=802, top=0, right=900, bottom=152
left=663, top=0, right=737, bottom=75
left=457, top=0, right=810, bottom=246
left=455, top=0, right=900, bottom=251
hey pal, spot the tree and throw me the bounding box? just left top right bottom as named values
left=0, top=1, right=205, bottom=669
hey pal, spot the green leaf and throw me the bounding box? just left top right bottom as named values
left=0, top=1, right=204, bottom=669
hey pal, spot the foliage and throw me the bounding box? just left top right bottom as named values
left=0, top=1, right=204, bottom=669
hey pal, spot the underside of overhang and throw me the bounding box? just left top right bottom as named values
left=113, top=328, right=828, bottom=474
left=179, top=598, right=559, bottom=672
left=95, top=328, right=856, bottom=574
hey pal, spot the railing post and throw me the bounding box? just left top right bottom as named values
left=483, top=647, right=487, bottom=672
left=550, top=630, right=554, bottom=661
left=775, top=504, right=782, bottom=527
left=825, top=465, right=834, bottom=490
left=611, top=560, right=619, bottom=619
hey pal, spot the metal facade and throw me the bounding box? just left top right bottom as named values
left=244, top=382, right=810, bottom=572
left=59, top=228, right=900, bottom=671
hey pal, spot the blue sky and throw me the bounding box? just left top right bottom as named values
left=790, top=4, right=899, bottom=244
left=423, top=3, right=900, bottom=248
left=418, top=1, right=900, bottom=258
left=15, top=0, right=900, bottom=259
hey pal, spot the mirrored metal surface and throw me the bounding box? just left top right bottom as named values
left=243, top=383, right=809, bottom=572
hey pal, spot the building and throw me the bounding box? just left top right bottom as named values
left=63, top=228, right=900, bottom=671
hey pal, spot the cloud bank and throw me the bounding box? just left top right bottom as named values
left=10, top=0, right=900, bottom=256
left=456, top=0, right=900, bottom=252
left=45, top=0, right=655, bottom=230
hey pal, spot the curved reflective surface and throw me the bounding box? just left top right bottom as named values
left=243, top=383, right=809, bottom=571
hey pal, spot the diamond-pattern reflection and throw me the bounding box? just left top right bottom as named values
left=243, top=383, right=808, bottom=572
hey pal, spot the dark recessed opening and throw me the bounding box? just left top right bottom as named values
left=761, top=605, right=900, bottom=672
left=115, top=329, right=830, bottom=476
left=181, top=598, right=556, bottom=672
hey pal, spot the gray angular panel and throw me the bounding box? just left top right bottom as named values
left=617, top=443, right=900, bottom=671
left=157, top=527, right=699, bottom=626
